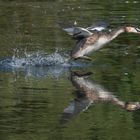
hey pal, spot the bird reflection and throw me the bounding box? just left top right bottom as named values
left=61, top=71, right=140, bottom=124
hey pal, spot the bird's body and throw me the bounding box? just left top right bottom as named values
left=72, top=32, right=109, bottom=60
left=61, top=21, right=140, bottom=60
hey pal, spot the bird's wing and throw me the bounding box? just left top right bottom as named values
left=86, top=21, right=109, bottom=32
left=72, top=38, right=87, bottom=55
left=62, top=27, right=75, bottom=35
left=59, top=21, right=77, bottom=35
left=73, top=27, right=93, bottom=39
left=62, top=26, right=93, bottom=39
left=60, top=21, right=108, bottom=38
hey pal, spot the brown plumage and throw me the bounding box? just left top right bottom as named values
left=63, top=24, right=140, bottom=60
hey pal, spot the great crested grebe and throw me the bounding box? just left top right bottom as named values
left=61, top=21, right=140, bottom=60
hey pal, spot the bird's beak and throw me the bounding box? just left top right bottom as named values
left=136, top=27, right=140, bottom=34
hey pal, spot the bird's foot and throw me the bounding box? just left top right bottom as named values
left=74, top=56, right=93, bottom=61
left=72, top=71, right=93, bottom=77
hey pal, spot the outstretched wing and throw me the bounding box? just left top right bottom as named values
left=61, top=26, right=93, bottom=39
left=59, top=21, right=77, bottom=35
left=60, top=21, right=108, bottom=39
left=86, top=21, right=109, bottom=32
left=62, top=27, right=75, bottom=35
left=73, top=27, right=93, bottom=38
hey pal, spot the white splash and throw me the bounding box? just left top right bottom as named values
left=0, top=48, right=90, bottom=78
left=8, top=49, right=70, bottom=68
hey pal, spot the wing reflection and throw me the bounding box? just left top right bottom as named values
left=61, top=71, right=140, bottom=124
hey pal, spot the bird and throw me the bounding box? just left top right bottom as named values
left=61, top=21, right=140, bottom=60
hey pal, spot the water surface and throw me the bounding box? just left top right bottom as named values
left=0, top=0, right=140, bottom=140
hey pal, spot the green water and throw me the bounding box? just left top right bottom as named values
left=0, top=0, right=140, bottom=140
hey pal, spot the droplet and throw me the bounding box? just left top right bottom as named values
left=133, top=1, right=138, bottom=3
left=124, top=72, right=128, bottom=75
left=125, top=1, right=129, bottom=3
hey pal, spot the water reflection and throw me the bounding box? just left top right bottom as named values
left=61, top=71, right=140, bottom=124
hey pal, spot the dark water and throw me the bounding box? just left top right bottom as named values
left=0, top=0, right=140, bottom=140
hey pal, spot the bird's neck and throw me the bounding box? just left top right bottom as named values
left=109, top=27, right=125, bottom=41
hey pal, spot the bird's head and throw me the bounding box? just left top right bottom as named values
left=125, top=26, right=140, bottom=34
left=125, top=102, right=140, bottom=111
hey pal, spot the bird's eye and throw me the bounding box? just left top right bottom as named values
left=135, top=27, right=140, bottom=32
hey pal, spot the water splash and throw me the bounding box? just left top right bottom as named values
left=0, top=49, right=90, bottom=78
left=10, top=49, right=71, bottom=68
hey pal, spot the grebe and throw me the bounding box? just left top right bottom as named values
left=62, top=22, right=140, bottom=60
